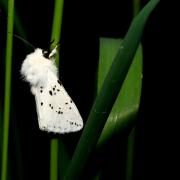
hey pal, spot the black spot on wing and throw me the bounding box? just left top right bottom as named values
left=57, top=80, right=62, bottom=86
left=41, top=102, right=43, bottom=106
left=66, top=119, right=82, bottom=127
left=40, top=86, right=43, bottom=93
left=49, top=90, right=53, bottom=96
left=49, top=104, right=53, bottom=109
left=57, top=111, right=63, bottom=114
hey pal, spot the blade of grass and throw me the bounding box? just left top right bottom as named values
left=126, top=1, right=141, bottom=180
left=133, top=0, right=140, bottom=17
left=95, top=38, right=142, bottom=180
left=50, top=1, right=64, bottom=180
left=1, top=1, right=27, bottom=180
left=126, top=127, right=136, bottom=180
left=63, top=0, right=159, bottom=179
left=96, top=39, right=142, bottom=147
left=50, top=0, right=64, bottom=66
left=50, top=140, right=59, bottom=180
left=0, top=102, right=3, bottom=169
left=58, top=140, right=70, bottom=179
left=1, top=0, right=14, bottom=180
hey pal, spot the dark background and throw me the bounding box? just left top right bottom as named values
left=0, top=0, right=160, bottom=179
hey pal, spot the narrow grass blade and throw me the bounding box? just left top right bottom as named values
left=126, top=127, right=136, bottom=180
left=50, top=1, right=64, bottom=180
left=63, top=0, right=159, bottom=179
left=125, top=1, right=141, bottom=180
left=50, top=139, right=59, bottom=180
left=1, top=0, right=14, bottom=180
left=0, top=102, right=3, bottom=169
left=50, top=0, right=64, bottom=66
left=58, top=140, right=70, bottom=179
left=133, top=0, right=140, bottom=17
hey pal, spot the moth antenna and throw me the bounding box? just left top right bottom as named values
left=12, top=33, right=35, bottom=50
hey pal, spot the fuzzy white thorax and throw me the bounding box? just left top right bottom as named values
left=21, top=48, right=58, bottom=88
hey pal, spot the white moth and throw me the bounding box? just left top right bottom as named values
left=20, top=46, right=83, bottom=133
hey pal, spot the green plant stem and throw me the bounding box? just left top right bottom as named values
left=50, top=0, right=64, bottom=66
left=58, top=140, right=70, bottom=179
left=50, top=140, right=59, bottom=180
left=126, top=127, right=136, bottom=180
left=133, top=0, right=140, bottom=17
left=1, top=0, right=14, bottom=180
left=63, top=0, right=159, bottom=179
left=50, top=1, right=64, bottom=180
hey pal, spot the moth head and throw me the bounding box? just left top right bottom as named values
left=42, top=46, right=58, bottom=60
left=42, top=49, right=51, bottom=59
left=42, top=39, right=58, bottom=60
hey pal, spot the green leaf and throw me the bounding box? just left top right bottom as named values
left=63, top=0, right=159, bottom=179
left=97, top=38, right=142, bottom=147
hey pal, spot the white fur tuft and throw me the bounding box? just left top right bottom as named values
left=21, top=48, right=58, bottom=88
